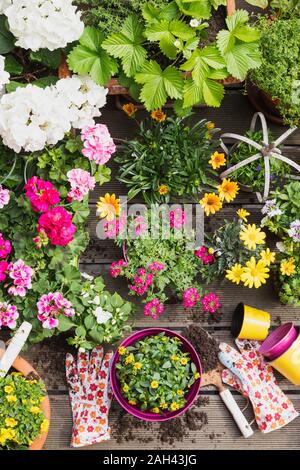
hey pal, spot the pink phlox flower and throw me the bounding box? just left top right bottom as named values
left=201, top=292, right=221, bottom=314
left=143, top=298, right=164, bottom=320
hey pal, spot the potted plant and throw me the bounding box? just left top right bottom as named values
left=247, top=3, right=300, bottom=125
left=67, top=1, right=262, bottom=111
left=0, top=356, right=50, bottom=450
left=261, top=181, right=300, bottom=306
left=110, top=328, right=201, bottom=421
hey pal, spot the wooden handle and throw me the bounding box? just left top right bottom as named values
left=220, top=388, right=254, bottom=438
left=227, top=0, right=236, bottom=15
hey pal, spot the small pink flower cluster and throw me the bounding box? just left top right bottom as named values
left=144, top=298, right=164, bottom=320
left=110, top=259, right=128, bottom=278
left=195, top=246, right=215, bottom=264
left=134, top=216, right=148, bottom=236
left=0, top=233, right=11, bottom=259
left=67, top=168, right=95, bottom=202
left=7, top=259, right=34, bottom=297
left=201, top=293, right=221, bottom=314
left=25, top=176, right=60, bottom=213
left=170, top=208, right=187, bottom=229
left=37, top=206, right=76, bottom=246
left=0, top=301, right=19, bottom=330
left=37, top=292, right=75, bottom=329
left=183, top=287, right=200, bottom=309
left=0, top=185, right=10, bottom=209
left=148, top=261, right=165, bottom=272
left=81, top=124, right=116, bottom=165
left=104, top=214, right=126, bottom=239
left=129, top=268, right=154, bottom=296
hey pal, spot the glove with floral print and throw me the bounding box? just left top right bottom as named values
left=219, top=340, right=298, bottom=433
left=65, top=346, right=113, bottom=447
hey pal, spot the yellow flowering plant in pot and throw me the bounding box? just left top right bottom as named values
left=0, top=367, right=49, bottom=450
left=197, top=209, right=275, bottom=289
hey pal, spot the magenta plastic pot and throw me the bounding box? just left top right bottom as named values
left=110, top=328, right=202, bottom=422
left=259, top=322, right=298, bottom=361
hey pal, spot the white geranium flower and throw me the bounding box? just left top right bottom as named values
left=94, top=306, right=113, bottom=325
left=4, top=0, right=84, bottom=51
left=81, top=272, right=94, bottom=281
left=0, top=55, right=10, bottom=96
left=55, top=75, right=108, bottom=129
left=0, top=84, right=72, bottom=152
left=0, top=0, right=11, bottom=14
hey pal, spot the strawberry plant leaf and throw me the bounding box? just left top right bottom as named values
left=202, top=78, right=224, bottom=107
left=145, top=19, right=195, bottom=59
left=68, top=27, right=118, bottom=85
left=102, top=15, right=147, bottom=77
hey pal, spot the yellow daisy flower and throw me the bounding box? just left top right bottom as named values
left=176, top=389, right=183, bottom=396
left=129, top=399, right=137, bottom=405
left=118, top=346, right=127, bottom=355
left=133, top=362, right=142, bottom=370
left=206, top=121, right=215, bottom=130
left=5, top=418, right=18, bottom=428
left=4, top=385, right=14, bottom=394
left=237, top=208, right=250, bottom=222
left=260, top=248, right=276, bottom=266
left=152, top=407, right=160, bottom=414
left=122, top=103, right=138, bottom=118
left=40, top=419, right=49, bottom=433
left=151, top=109, right=166, bottom=122
left=171, top=355, right=179, bottom=361
left=217, top=178, right=239, bottom=202
left=151, top=380, right=159, bottom=389
left=280, top=258, right=296, bottom=276
left=240, top=224, right=266, bottom=250
left=96, top=193, right=120, bottom=221
left=125, top=354, right=134, bottom=365
left=209, top=152, right=226, bottom=170
left=158, top=184, right=169, bottom=195
left=123, top=384, right=129, bottom=393
left=194, top=372, right=201, bottom=380
left=6, top=395, right=17, bottom=403
left=241, top=257, right=269, bottom=289
left=180, top=358, right=188, bottom=366
left=200, top=193, right=222, bottom=216
left=30, top=406, right=41, bottom=414
left=170, top=402, right=180, bottom=411
left=226, top=263, right=244, bottom=285
left=160, top=402, right=168, bottom=409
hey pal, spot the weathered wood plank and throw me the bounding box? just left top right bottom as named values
left=19, top=329, right=299, bottom=392
left=45, top=394, right=300, bottom=450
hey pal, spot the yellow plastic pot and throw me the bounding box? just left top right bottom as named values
left=231, top=303, right=270, bottom=341
left=270, top=334, right=300, bottom=386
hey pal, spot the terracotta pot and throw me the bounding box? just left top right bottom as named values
left=10, top=356, right=51, bottom=450
left=246, top=80, right=289, bottom=125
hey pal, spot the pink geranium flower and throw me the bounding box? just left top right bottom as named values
left=25, top=176, right=60, bottom=213
left=7, top=259, right=34, bottom=297
left=37, top=206, right=76, bottom=246
left=201, top=292, right=221, bottom=314
left=0, top=185, right=10, bottom=209
left=182, top=287, right=200, bottom=309
left=67, top=168, right=95, bottom=202
left=144, top=298, right=164, bottom=320
left=37, top=292, right=75, bottom=329
left=0, top=301, right=19, bottom=329
left=195, top=246, right=215, bottom=264
left=170, top=208, right=187, bottom=229
left=0, top=261, right=8, bottom=281
left=0, top=233, right=11, bottom=259
left=81, top=124, right=116, bottom=165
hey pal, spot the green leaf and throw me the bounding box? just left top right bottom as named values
left=142, top=1, right=179, bottom=24
left=135, top=61, right=183, bottom=110
left=224, top=45, right=253, bottom=80
left=30, top=49, right=62, bottom=69
left=94, top=165, right=111, bottom=185
left=4, top=55, right=23, bottom=75
left=58, top=315, right=76, bottom=332
left=68, top=27, right=118, bottom=85
left=234, top=25, right=260, bottom=42
left=173, top=98, right=192, bottom=116
left=0, top=15, right=15, bottom=54
left=216, top=29, right=235, bottom=55
left=175, top=0, right=211, bottom=19
left=244, top=0, right=268, bottom=7
left=75, top=325, right=86, bottom=337
left=102, top=16, right=147, bottom=77
left=182, top=78, right=203, bottom=107
left=202, top=78, right=224, bottom=106
left=145, top=20, right=195, bottom=59
left=6, top=81, right=26, bottom=93
left=181, top=46, right=225, bottom=86
left=226, top=10, right=249, bottom=31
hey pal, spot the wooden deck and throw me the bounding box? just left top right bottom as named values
left=14, top=86, right=300, bottom=450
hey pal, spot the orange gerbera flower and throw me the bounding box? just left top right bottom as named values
left=217, top=178, right=239, bottom=202
left=158, top=184, right=169, bottom=195
left=122, top=103, right=138, bottom=117
left=151, top=109, right=166, bottom=122
left=209, top=151, right=226, bottom=170
left=199, top=193, right=223, bottom=216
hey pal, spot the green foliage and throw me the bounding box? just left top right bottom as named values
left=114, top=210, right=203, bottom=304
left=198, top=218, right=262, bottom=283
left=116, top=332, right=198, bottom=413
left=175, top=0, right=226, bottom=19
left=0, top=373, right=46, bottom=449
left=270, top=0, right=300, bottom=17
left=250, top=16, right=300, bottom=126
left=228, top=130, right=290, bottom=193
left=116, top=116, right=219, bottom=204
left=67, top=27, right=118, bottom=86
left=0, top=15, right=15, bottom=54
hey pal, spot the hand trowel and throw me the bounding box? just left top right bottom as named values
left=184, top=325, right=253, bottom=438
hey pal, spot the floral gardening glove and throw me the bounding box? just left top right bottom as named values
left=219, top=340, right=298, bottom=433
left=65, top=346, right=113, bottom=447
